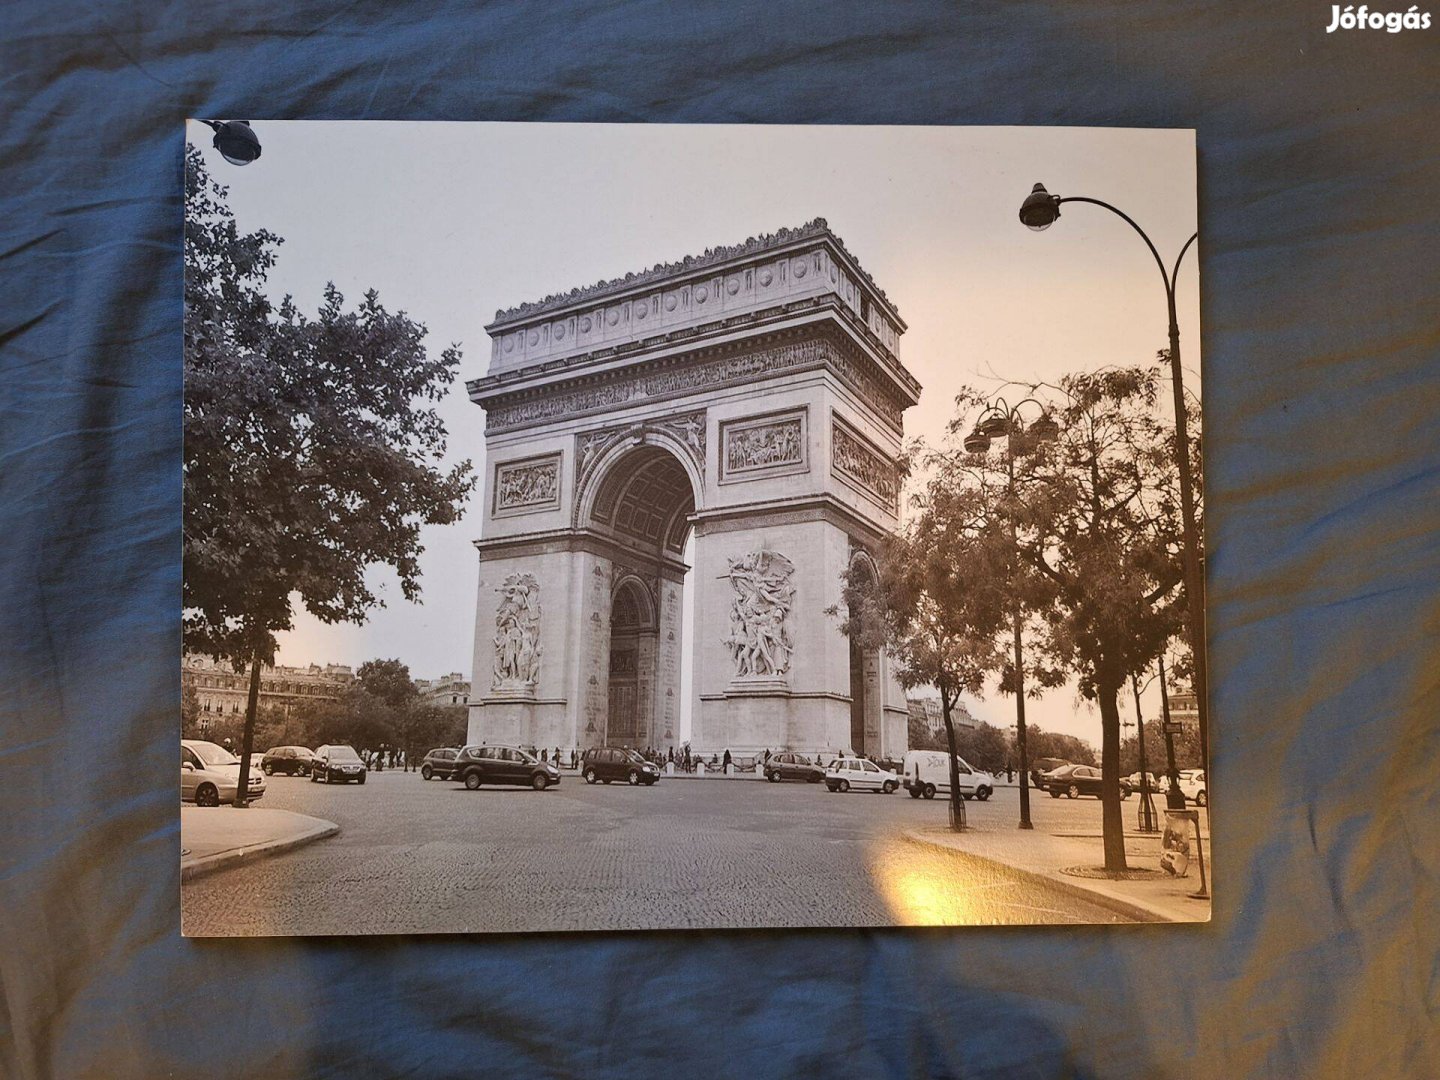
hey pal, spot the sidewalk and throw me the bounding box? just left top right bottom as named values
left=180, top=806, right=339, bottom=882
left=903, top=821, right=1212, bottom=923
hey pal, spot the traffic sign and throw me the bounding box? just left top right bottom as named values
left=1163, top=721, right=1183, bottom=734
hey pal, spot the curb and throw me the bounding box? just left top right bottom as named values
left=900, top=829, right=1180, bottom=924
left=181, top=818, right=340, bottom=883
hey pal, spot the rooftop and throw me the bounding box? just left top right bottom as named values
left=488, top=217, right=899, bottom=327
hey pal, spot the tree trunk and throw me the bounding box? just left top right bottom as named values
left=941, top=691, right=966, bottom=832
left=1097, top=678, right=1128, bottom=872
left=233, top=653, right=262, bottom=808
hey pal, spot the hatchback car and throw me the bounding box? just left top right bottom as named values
left=260, top=745, right=315, bottom=776
left=763, top=752, right=824, bottom=783
left=420, top=747, right=461, bottom=781
left=580, top=747, right=661, bottom=786
left=1037, top=764, right=1131, bottom=800
left=310, top=744, right=368, bottom=784
left=1177, top=769, right=1208, bottom=806
left=454, top=745, right=561, bottom=790
left=181, top=739, right=266, bottom=806
left=825, top=757, right=898, bottom=794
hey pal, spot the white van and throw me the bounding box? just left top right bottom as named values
left=901, top=749, right=994, bottom=801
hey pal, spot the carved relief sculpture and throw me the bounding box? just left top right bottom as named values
left=492, top=573, right=542, bottom=688
left=724, top=416, right=803, bottom=474
left=720, top=550, right=796, bottom=678
left=832, top=420, right=900, bottom=512
left=495, top=456, right=560, bottom=513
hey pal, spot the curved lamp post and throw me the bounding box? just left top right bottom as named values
left=1019, top=182, right=1207, bottom=781
left=966, top=396, right=1057, bottom=831
left=200, top=120, right=262, bottom=166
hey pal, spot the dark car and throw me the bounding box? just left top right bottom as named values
left=1036, top=763, right=1131, bottom=800
left=763, top=752, right=824, bottom=783
left=420, top=747, right=461, bottom=781
left=580, top=747, right=661, bottom=786
left=309, top=744, right=368, bottom=785
left=453, top=745, right=560, bottom=791
left=260, top=745, right=315, bottom=776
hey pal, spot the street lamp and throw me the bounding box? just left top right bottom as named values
left=966, top=396, right=1058, bottom=831
left=200, top=119, right=262, bottom=166
left=1018, top=182, right=1207, bottom=781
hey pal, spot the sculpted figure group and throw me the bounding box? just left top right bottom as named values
left=493, top=573, right=542, bottom=687
left=721, top=550, right=796, bottom=678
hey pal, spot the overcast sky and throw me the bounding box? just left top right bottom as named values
left=187, top=121, right=1199, bottom=748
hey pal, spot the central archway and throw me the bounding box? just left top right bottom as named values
left=579, top=437, right=699, bottom=751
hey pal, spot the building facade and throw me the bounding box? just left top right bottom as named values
left=415, top=673, right=471, bottom=706
left=182, top=654, right=355, bottom=718
left=466, top=220, right=920, bottom=759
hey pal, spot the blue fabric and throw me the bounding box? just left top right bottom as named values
left=2, top=2, right=1437, bottom=1077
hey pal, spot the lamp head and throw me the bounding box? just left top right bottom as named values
left=1028, top=414, right=1061, bottom=443
left=977, top=413, right=1012, bottom=438
left=963, top=432, right=992, bottom=454
left=210, top=120, right=262, bottom=166
left=1019, top=182, right=1060, bottom=231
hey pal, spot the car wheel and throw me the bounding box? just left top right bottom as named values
left=584, top=768, right=598, bottom=785
left=627, top=770, right=641, bottom=786
left=1049, top=789, right=1061, bottom=798
left=421, top=765, right=433, bottom=781
left=603, top=779, right=612, bottom=784
left=808, top=773, right=821, bottom=783
left=977, top=787, right=991, bottom=801
left=262, top=763, right=273, bottom=775
left=195, top=783, right=219, bottom=807
left=883, top=781, right=897, bottom=794
left=357, top=774, right=366, bottom=785
left=1120, top=787, right=1131, bottom=800
left=922, top=784, right=936, bottom=800
left=1067, top=784, right=1080, bottom=799
left=908, top=787, right=922, bottom=799
left=1196, top=790, right=1207, bottom=807
left=463, top=771, right=482, bottom=791
left=838, top=779, right=850, bottom=793
left=767, top=771, right=779, bottom=783
left=532, top=774, right=548, bottom=791
left=309, top=770, right=319, bottom=783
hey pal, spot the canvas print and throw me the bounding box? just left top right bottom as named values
left=180, top=122, right=1209, bottom=934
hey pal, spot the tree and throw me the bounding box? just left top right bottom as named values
left=1009, top=368, right=1187, bottom=872
left=832, top=518, right=1009, bottom=832
left=357, top=659, right=419, bottom=710
left=182, top=147, right=475, bottom=805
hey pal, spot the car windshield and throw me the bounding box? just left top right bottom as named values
left=625, top=750, right=645, bottom=763
left=328, top=746, right=361, bottom=762
left=190, top=743, right=238, bottom=766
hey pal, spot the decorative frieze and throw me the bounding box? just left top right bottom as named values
left=574, top=409, right=707, bottom=502
left=493, top=454, right=561, bottom=516
left=720, top=408, right=808, bottom=482
left=485, top=336, right=903, bottom=434
left=832, top=417, right=900, bottom=514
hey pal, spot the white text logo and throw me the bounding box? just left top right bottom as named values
left=1327, top=5, right=1431, bottom=30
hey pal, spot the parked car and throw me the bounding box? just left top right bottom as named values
left=420, top=747, right=461, bottom=781
left=1036, top=764, right=1131, bottom=800
left=580, top=747, right=661, bottom=786
left=901, top=749, right=994, bottom=801
left=181, top=739, right=266, bottom=806
left=310, top=744, right=368, bottom=785
left=763, top=752, right=824, bottom=783
left=261, top=745, right=315, bottom=776
left=1177, top=769, right=1208, bottom=806
left=1125, top=771, right=1168, bottom=793
left=825, top=756, right=898, bottom=794
left=455, top=745, right=562, bottom=790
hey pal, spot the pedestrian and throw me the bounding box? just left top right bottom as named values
left=722, top=748, right=732, bottom=774
left=763, top=747, right=771, bottom=763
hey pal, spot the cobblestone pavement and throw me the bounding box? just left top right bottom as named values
left=181, top=771, right=1138, bottom=935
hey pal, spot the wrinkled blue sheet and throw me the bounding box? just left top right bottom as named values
left=2, top=2, right=1437, bottom=1077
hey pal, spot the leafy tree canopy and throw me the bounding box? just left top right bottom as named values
left=182, top=147, right=474, bottom=668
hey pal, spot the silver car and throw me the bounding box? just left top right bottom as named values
left=181, top=740, right=267, bottom=806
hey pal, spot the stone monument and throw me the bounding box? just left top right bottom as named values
left=466, top=219, right=919, bottom=760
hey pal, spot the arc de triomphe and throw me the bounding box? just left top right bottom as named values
left=466, top=219, right=920, bottom=759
